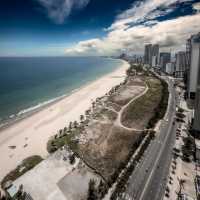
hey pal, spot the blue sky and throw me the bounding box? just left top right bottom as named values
left=0, top=0, right=200, bottom=56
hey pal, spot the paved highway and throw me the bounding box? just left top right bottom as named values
left=122, top=76, right=177, bottom=200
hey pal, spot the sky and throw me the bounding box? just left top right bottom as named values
left=0, top=0, right=200, bottom=57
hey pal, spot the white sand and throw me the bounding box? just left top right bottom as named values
left=0, top=60, right=129, bottom=181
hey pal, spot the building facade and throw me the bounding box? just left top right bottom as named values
left=175, top=51, right=187, bottom=78
left=187, top=33, right=200, bottom=99
left=193, top=45, right=200, bottom=133
left=159, top=52, right=171, bottom=72
left=151, top=44, right=159, bottom=67
left=166, top=62, right=175, bottom=75
left=144, top=44, right=152, bottom=65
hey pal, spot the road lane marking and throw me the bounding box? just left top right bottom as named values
left=138, top=82, right=175, bottom=200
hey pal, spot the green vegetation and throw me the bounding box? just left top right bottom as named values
left=46, top=121, right=84, bottom=154
left=176, top=112, right=186, bottom=119
left=122, top=77, right=163, bottom=129
left=1, top=155, right=43, bottom=189
left=86, top=131, right=155, bottom=200
left=85, top=66, right=169, bottom=199
left=69, top=154, right=76, bottom=164
left=121, top=73, right=169, bottom=130
left=128, top=64, right=143, bottom=74
left=178, top=107, right=184, bottom=113
left=182, top=135, right=195, bottom=162
left=110, top=131, right=155, bottom=200
left=147, top=78, right=169, bottom=129
left=87, top=179, right=98, bottom=200
left=47, top=130, right=79, bottom=153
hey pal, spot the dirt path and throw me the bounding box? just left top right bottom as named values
left=114, top=84, right=149, bottom=131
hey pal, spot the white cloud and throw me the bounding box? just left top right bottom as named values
left=37, top=0, right=90, bottom=24
left=107, top=0, right=192, bottom=30
left=65, top=0, right=200, bottom=56
left=193, top=2, right=200, bottom=12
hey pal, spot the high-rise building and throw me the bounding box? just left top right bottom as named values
left=175, top=51, right=187, bottom=78
left=193, top=53, right=200, bottom=133
left=152, top=56, right=157, bottom=67
left=185, top=38, right=192, bottom=90
left=159, top=52, right=171, bottom=72
left=151, top=44, right=159, bottom=67
left=144, top=44, right=159, bottom=67
left=166, top=62, right=175, bottom=75
left=144, top=44, right=152, bottom=65
left=186, top=38, right=192, bottom=69
left=152, top=44, right=159, bottom=55
left=187, top=33, right=200, bottom=99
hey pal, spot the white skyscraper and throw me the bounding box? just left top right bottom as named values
left=187, top=33, right=200, bottom=99
left=166, top=62, right=175, bottom=75
left=193, top=53, right=200, bottom=134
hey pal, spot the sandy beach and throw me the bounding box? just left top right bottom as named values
left=0, top=60, right=129, bottom=181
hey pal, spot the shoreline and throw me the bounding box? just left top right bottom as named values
left=0, top=57, right=123, bottom=132
left=0, top=60, right=130, bottom=181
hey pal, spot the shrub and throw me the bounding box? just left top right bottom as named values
left=1, top=155, right=43, bottom=189
left=87, top=179, right=98, bottom=200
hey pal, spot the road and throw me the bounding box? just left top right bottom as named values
left=123, top=76, right=177, bottom=200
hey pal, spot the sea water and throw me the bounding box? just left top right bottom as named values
left=0, top=56, right=123, bottom=125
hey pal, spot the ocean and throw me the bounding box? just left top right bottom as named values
left=0, top=56, right=123, bottom=125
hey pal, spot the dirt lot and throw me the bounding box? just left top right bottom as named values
left=80, top=123, right=140, bottom=179
left=77, top=75, right=147, bottom=179
left=109, top=76, right=146, bottom=106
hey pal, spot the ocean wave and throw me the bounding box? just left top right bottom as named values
left=0, top=85, right=85, bottom=130
left=0, top=94, right=67, bottom=130
left=15, top=85, right=87, bottom=118
left=16, top=94, right=67, bottom=117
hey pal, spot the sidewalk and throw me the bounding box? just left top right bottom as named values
left=163, top=87, right=197, bottom=200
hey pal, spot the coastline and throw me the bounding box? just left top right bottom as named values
left=0, top=57, right=122, bottom=131
left=0, top=59, right=130, bottom=181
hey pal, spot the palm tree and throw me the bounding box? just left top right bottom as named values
left=87, top=179, right=97, bottom=200
left=64, top=127, right=67, bottom=133
left=74, top=121, right=78, bottom=128
left=80, top=115, right=84, bottom=123
left=59, top=129, right=62, bottom=137
left=69, top=122, right=73, bottom=131
left=85, top=110, right=89, bottom=116
left=178, top=178, right=185, bottom=196
left=92, top=102, right=95, bottom=109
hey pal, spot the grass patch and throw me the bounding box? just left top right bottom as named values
left=80, top=126, right=140, bottom=180
left=1, top=155, right=43, bottom=189
left=147, top=78, right=169, bottom=128
left=101, top=108, right=118, bottom=121
left=121, top=76, right=163, bottom=129
left=47, top=129, right=80, bottom=153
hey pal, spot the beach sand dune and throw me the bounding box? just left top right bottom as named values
left=0, top=61, right=129, bottom=181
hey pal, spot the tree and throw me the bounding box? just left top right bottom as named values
left=74, top=121, right=78, bottom=128
left=69, top=154, right=76, bottom=164
left=87, top=179, right=97, bottom=200
left=98, top=180, right=106, bottom=198
left=80, top=115, right=84, bottom=122
left=59, top=129, right=63, bottom=137
left=63, top=127, right=67, bottom=133
left=69, top=122, right=73, bottom=130
left=178, top=178, right=185, bottom=197
left=92, top=102, right=95, bottom=109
